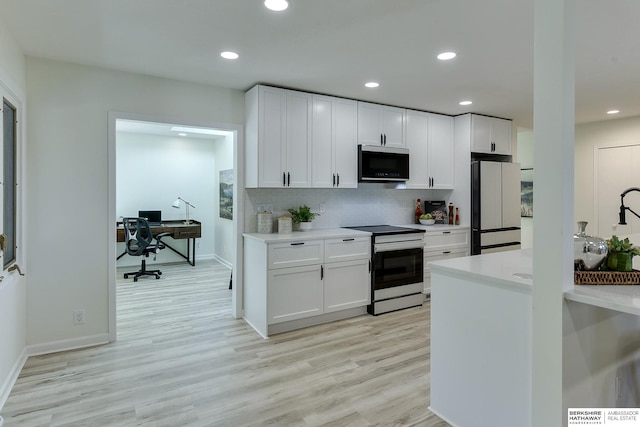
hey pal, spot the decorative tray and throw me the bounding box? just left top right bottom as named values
left=574, top=270, right=640, bottom=285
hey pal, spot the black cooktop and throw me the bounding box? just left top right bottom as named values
left=344, top=225, right=424, bottom=235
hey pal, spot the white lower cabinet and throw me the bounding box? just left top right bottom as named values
left=324, top=259, right=370, bottom=313
left=243, top=233, right=371, bottom=337
left=268, top=264, right=323, bottom=324
left=423, top=228, right=470, bottom=295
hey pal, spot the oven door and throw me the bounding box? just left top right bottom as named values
left=373, top=246, right=423, bottom=291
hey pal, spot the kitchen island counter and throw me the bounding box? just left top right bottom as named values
left=429, top=249, right=532, bottom=427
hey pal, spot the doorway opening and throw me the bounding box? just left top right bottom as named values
left=108, top=113, right=244, bottom=341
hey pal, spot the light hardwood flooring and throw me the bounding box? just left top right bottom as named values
left=2, top=260, right=449, bottom=426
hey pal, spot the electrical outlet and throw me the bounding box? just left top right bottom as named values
left=73, top=309, right=85, bottom=325
left=255, top=203, right=273, bottom=213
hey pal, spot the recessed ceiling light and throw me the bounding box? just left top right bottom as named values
left=607, top=109, right=620, bottom=115
left=365, top=82, right=380, bottom=88
left=459, top=100, right=473, bottom=106
left=437, top=51, right=457, bottom=61
left=265, top=0, right=289, bottom=11
left=178, top=133, right=187, bottom=136
left=220, top=51, right=239, bottom=60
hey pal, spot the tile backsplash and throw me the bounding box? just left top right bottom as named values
left=245, top=185, right=455, bottom=232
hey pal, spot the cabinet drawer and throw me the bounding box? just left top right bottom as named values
left=324, top=237, right=370, bottom=263
left=424, top=229, right=469, bottom=249
left=424, top=247, right=469, bottom=277
left=481, top=229, right=521, bottom=246
left=268, top=240, right=324, bottom=269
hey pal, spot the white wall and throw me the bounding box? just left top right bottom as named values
left=116, top=132, right=218, bottom=267
left=574, top=115, right=640, bottom=234
left=0, top=22, right=27, bottom=408
left=24, top=57, right=244, bottom=349
left=213, top=134, right=234, bottom=266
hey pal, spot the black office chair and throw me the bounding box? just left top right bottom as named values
left=123, top=217, right=169, bottom=282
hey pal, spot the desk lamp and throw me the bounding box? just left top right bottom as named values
left=618, top=187, right=640, bottom=225
left=172, top=197, right=195, bottom=224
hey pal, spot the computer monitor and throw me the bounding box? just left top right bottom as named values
left=138, top=210, right=162, bottom=225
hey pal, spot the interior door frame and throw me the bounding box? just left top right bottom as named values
left=107, top=111, right=244, bottom=342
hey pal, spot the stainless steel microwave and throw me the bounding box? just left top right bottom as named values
left=358, top=145, right=410, bottom=182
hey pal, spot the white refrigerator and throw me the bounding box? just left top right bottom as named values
left=471, top=160, right=522, bottom=254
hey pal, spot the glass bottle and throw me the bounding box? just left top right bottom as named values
left=415, top=199, right=423, bottom=224
left=455, top=208, right=460, bottom=225
left=448, top=203, right=454, bottom=225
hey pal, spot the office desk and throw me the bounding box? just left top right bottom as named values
left=116, top=220, right=201, bottom=266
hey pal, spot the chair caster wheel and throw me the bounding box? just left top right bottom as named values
left=134, top=277, right=138, bottom=282
left=155, top=275, right=160, bottom=279
left=124, top=274, right=129, bottom=279
left=158, top=272, right=162, bottom=276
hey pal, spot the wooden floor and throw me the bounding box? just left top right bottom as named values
left=2, top=260, right=449, bottom=426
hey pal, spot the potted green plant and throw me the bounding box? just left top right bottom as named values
left=287, top=205, right=318, bottom=231
left=606, top=235, right=640, bottom=271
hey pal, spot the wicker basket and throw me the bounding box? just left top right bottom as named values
left=574, top=270, right=640, bottom=285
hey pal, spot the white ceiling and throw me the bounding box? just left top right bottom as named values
left=2, top=0, right=639, bottom=129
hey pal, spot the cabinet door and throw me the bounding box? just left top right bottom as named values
left=286, top=90, right=312, bottom=187
left=268, top=264, right=323, bottom=324
left=480, top=161, right=503, bottom=230
left=428, top=114, right=454, bottom=189
left=333, top=99, right=358, bottom=188
left=311, top=95, right=334, bottom=188
left=471, top=115, right=492, bottom=153
left=357, top=102, right=383, bottom=146
left=259, top=86, right=287, bottom=187
left=501, top=162, right=521, bottom=228
left=324, top=259, right=371, bottom=312
left=405, top=110, right=429, bottom=189
left=491, top=118, right=512, bottom=155
left=380, top=106, right=405, bottom=148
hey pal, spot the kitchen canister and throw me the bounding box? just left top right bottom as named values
left=257, top=212, right=273, bottom=234
left=278, top=216, right=293, bottom=234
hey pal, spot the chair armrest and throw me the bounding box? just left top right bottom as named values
left=153, top=232, right=172, bottom=249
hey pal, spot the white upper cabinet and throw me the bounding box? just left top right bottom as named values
left=357, top=102, right=405, bottom=148
left=470, top=115, right=512, bottom=155
left=245, top=85, right=312, bottom=188
left=405, top=111, right=454, bottom=189
left=312, top=95, right=358, bottom=188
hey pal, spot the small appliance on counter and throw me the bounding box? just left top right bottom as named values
left=424, top=200, right=448, bottom=224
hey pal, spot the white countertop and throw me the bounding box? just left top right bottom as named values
left=243, top=227, right=371, bottom=243
left=429, top=248, right=533, bottom=291
left=430, top=247, right=640, bottom=317
left=565, top=285, right=640, bottom=316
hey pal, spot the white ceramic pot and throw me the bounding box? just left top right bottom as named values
left=298, top=222, right=312, bottom=232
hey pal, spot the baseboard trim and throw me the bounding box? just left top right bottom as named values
left=0, top=347, right=27, bottom=410
left=212, top=255, right=232, bottom=269
left=267, top=307, right=368, bottom=336
left=26, top=334, right=110, bottom=358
